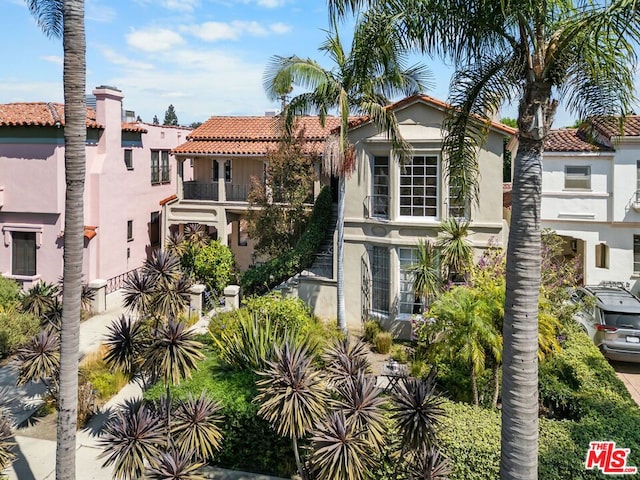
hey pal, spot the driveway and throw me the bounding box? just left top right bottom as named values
left=611, top=361, right=640, bottom=406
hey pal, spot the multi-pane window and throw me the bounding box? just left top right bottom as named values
left=151, top=150, right=170, bottom=184
left=124, top=149, right=133, bottom=170
left=564, top=165, right=591, bottom=190
left=150, top=212, right=160, bottom=246
left=372, top=156, right=389, bottom=218
left=127, top=220, right=134, bottom=242
left=398, top=248, right=422, bottom=315
left=370, top=246, right=390, bottom=314
left=12, top=231, right=36, bottom=276
left=399, top=155, right=438, bottom=218
left=634, top=236, right=640, bottom=274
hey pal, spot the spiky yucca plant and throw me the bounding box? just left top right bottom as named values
left=256, top=342, right=326, bottom=479
left=19, top=281, right=60, bottom=319
left=15, top=330, right=60, bottom=388
left=0, top=387, right=15, bottom=471
left=322, top=336, right=371, bottom=386
left=146, top=448, right=205, bottom=480
left=122, top=269, right=155, bottom=317
left=437, top=217, right=473, bottom=283
left=406, top=444, right=452, bottom=480
left=103, top=315, right=147, bottom=378
left=171, top=394, right=224, bottom=462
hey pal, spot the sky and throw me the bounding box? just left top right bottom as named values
left=0, top=0, right=588, bottom=127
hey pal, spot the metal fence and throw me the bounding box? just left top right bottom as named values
left=106, top=267, right=141, bottom=294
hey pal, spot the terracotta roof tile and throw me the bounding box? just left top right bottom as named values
left=544, top=129, right=611, bottom=152
left=0, top=102, right=102, bottom=129
left=159, top=194, right=177, bottom=206
left=122, top=122, right=148, bottom=133
left=586, top=116, right=640, bottom=138
left=175, top=116, right=339, bottom=156
left=83, top=225, right=97, bottom=240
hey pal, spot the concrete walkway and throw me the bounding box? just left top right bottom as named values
left=2, top=292, right=285, bottom=480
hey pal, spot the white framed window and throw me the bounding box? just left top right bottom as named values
left=371, top=156, right=389, bottom=219
left=370, top=246, right=390, bottom=314
left=564, top=165, right=591, bottom=190
left=399, top=155, right=439, bottom=218
left=398, top=247, right=422, bottom=316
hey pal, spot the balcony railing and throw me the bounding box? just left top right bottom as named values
left=364, top=194, right=389, bottom=219
left=183, top=181, right=219, bottom=201
left=227, top=184, right=251, bottom=202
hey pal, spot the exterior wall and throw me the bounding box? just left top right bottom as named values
left=0, top=87, right=192, bottom=287
left=541, top=140, right=640, bottom=292
left=334, top=100, right=508, bottom=336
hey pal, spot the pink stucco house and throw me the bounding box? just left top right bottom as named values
left=0, top=86, right=192, bottom=290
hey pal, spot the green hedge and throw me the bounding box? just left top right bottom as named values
left=145, top=349, right=295, bottom=477
left=438, top=322, right=640, bottom=479
left=240, top=186, right=333, bottom=295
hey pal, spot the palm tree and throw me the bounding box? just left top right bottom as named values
left=27, top=0, right=86, bottom=477
left=409, top=240, right=441, bottom=310
left=437, top=217, right=473, bottom=284
left=328, top=1, right=640, bottom=476
left=264, top=25, right=430, bottom=332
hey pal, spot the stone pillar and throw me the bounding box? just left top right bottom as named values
left=88, top=279, right=107, bottom=314
left=189, top=284, right=206, bottom=316
left=224, top=285, right=241, bottom=310
left=218, top=159, right=226, bottom=201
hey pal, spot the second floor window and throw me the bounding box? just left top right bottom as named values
left=564, top=165, right=591, bottom=190
left=151, top=150, right=171, bottom=185
left=127, top=220, right=134, bottom=242
left=150, top=212, right=160, bottom=246
left=372, top=156, right=389, bottom=219
left=400, top=155, right=438, bottom=218
left=124, top=149, right=133, bottom=170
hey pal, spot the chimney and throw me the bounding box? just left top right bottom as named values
left=93, top=85, right=123, bottom=154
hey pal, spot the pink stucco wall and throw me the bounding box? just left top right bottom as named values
left=0, top=86, right=193, bottom=287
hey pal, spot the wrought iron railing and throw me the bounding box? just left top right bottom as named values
left=106, top=267, right=141, bottom=294
left=226, top=184, right=251, bottom=202
left=363, top=194, right=389, bottom=219
left=183, top=181, right=219, bottom=200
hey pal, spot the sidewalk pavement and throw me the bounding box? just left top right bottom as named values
left=3, top=292, right=286, bottom=480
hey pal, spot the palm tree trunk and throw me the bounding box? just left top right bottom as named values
left=500, top=135, right=542, bottom=480
left=336, top=175, right=346, bottom=332
left=471, top=364, right=479, bottom=406
left=492, top=365, right=500, bottom=409
left=56, top=1, right=86, bottom=479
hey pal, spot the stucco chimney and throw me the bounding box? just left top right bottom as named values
left=93, top=85, right=123, bottom=154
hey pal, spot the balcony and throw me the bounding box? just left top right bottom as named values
left=227, top=184, right=251, bottom=202
left=364, top=194, right=389, bottom=220
left=183, top=182, right=219, bottom=201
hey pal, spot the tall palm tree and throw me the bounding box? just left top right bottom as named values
left=328, top=1, right=640, bottom=476
left=27, top=1, right=86, bottom=477
left=264, top=25, right=431, bottom=332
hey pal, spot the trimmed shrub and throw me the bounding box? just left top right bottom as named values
left=192, top=241, right=235, bottom=297
left=389, top=344, right=409, bottom=363
left=240, top=186, right=333, bottom=295
left=0, top=311, right=40, bottom=358
left=0, top=277, right=20, bottom=308
left=374, top=332, right=392, bottom=354
left=363, top=319, right=381, bottom=343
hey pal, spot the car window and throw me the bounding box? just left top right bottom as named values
left=603, top=311, right=640, bottom=330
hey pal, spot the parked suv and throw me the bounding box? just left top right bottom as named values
left=570, top=284, right=640, bottom=363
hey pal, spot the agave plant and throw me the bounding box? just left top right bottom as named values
left=310, top=410, right=374, bottom=480
left=19, top=281, right=60, bottom=318
left=322, top=336, right=371, bottom=386
left=103, top=315, right=147, bottom=378
left=146, top=448, right=205, bottom=480
left=334, top=372, right=386, bottom=452
left=144, top=320, right=204, bottom=388
left=15, top=330, right=60, bottom=388
left=255, top=342, right=327, bottom=479
left=122, top=269, right=155, bottom=317
left=100, top=402, right=167, bottom=480
left=171, top=393, right=224, bottom=462
left=391, top=376, right=444, bottom=454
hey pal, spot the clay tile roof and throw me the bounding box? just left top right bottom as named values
left=159, top=194, right=177, bottom=206
left=0, top=102, right=102, bottom=129
left=345, top=94, right=517, bottom=135
left=83, top=225, right=97, bottom=240
left=122, top=122, right=148, bottom=133
left=587, top=115, right=640, bottom=138
left=544, top=129, right=611, bottom=152
left=174, top=116, right=341, bottom=156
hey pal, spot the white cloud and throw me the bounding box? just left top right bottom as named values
left=126, top=27, right=185, bottom=52
left=100, top=47, right=154, bottom=70
left=41, top=55, right=63, bottom=67
left=254, top=0, right=286, bottom=7
left=86, top=0, right=116, bottom=22
left=133, top=0, right=200, bottom=12
left=185, top=20, right=291, bottom=42
left=0, top=81, right=62, bottom=103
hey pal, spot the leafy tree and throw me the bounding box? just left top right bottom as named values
left=136, top=115, right=142, bottom=122
left=191, top=241, right=235, bottom=297
left=0, top=277, right=20, bottom=308
left=189, top=121, right=202, bottom=129
left=328, top=1, right=640, bottom=476
left=500, top=117, right=517, bottom=128
left=264, top=25, right=430, bottom=332
left=153, top=114, right=159, bottom=125
left=163, top=104, right=179, bottom=126
left=27, top=0, right=87, bottom=475
left=247, top=133, right=316, bottom=258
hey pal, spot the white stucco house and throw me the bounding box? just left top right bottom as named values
left=539, top=117, right=640, bottom=292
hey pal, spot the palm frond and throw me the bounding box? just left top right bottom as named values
left=26, top=0, right=63, bottom=38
